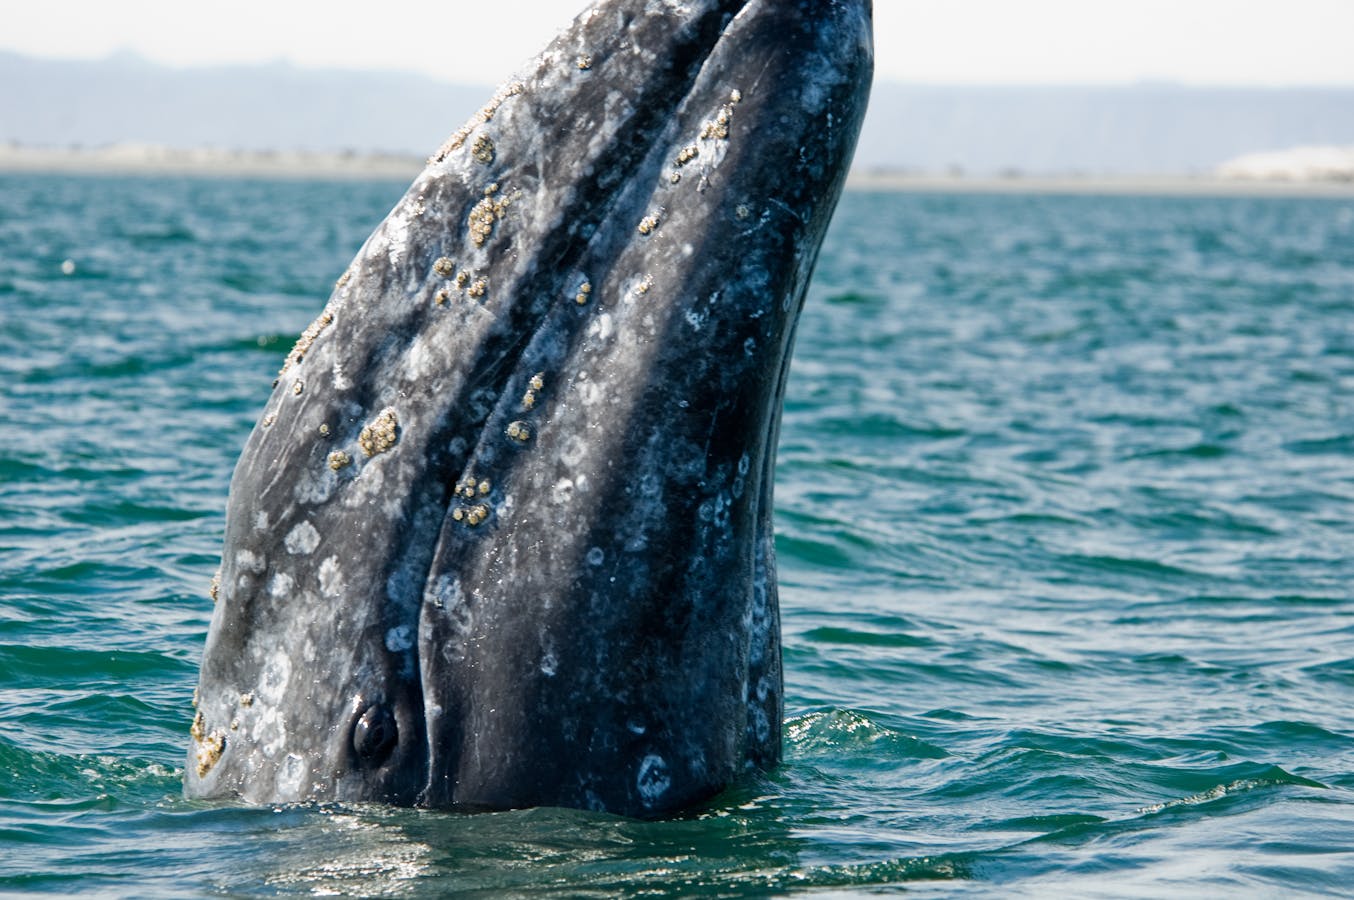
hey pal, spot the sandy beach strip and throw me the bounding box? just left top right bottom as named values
left=847, top=169, right=1354, bottom=199
left=0, top=144, right=424, bottom=180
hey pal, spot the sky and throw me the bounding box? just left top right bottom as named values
left=3, top=0, right=1353, bottom=87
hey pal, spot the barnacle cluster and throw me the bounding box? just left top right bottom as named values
left=190, top=710, right=226, bottom=778
left=450, top=474, right=493, bottom=527
left=280, top=310, right=334, bottom=377
left=522, top=372, right=545, bottom=410
left=451, top=503, right=491, bottom=527
left=701, top=93, right=740, bottom=141
left=468, top=183, right=521, bottom=248
left=454, top=474, right=492, bottom=500
left=471, top=134, right=495, bottom=165
left=431, top=81, right=525, bottom=163
left=358, top=408, right=399, bottom=457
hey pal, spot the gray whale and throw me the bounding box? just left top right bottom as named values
left=187, top=0, right=873, bottom=817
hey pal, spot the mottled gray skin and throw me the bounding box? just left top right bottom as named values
left=188, top=0, right=872, bottom=817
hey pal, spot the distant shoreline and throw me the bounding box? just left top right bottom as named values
left=4, top=144, right=1354, bottom=198
left=0, top=144, right=423, bottom=181
left=846, top=170, right=1354, bottom=199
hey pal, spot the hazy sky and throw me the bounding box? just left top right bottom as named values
left=4, top=0, right=1352, bottom=86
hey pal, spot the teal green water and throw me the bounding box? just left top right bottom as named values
left=2, top=174, right=1352, bottom=896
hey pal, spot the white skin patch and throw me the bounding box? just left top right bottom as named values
left=332, top=358, right=352, bottom=393
left=292, top=468, right=335, bottom=505
left=560, top=436, right=587, bottom=468
left=252, top=705, right=286, bottom=761
left=428, top=574, right=462, bottom=611
left=387, top=568, right=419, bottom=607
left=751, top=706, right=771, bottom=744
left=404, top=338, right=433, bottom=381
left=235, top=549, right=265, bottom=574
left=258, top=651, right=292, bottom=706
left=276, top=752, right=308, bottom=800
left=349, top=462, right=385, bottom=507
left=385, top=625, right=414, bottom=652
left=268, top=573, right=293, bottom=600
left=636, top=754, right=672, bottom=807
left=283, top=521, right=320, bottom=555
left=552, top=478, right=575, bottom=505
left=318, top=556, right=345, bottom=598
left=580, top=381, right=604, bottom=407
left=587, top=312, right=614, bottom=342
left=385, top=210, right=412, bottom=269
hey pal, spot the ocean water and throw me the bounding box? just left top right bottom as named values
left=2, top=173, right=1352, bottom=897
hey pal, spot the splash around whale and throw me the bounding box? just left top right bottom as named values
left=187, top=0, right=873, bottom=818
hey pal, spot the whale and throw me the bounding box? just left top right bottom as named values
left=187, top=0, right=873, bottom=817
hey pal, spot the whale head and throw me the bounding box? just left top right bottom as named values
left=188, top=0, right=872, bottom=817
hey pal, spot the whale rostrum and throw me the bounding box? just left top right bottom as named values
left=188, top=0, right=873, bottom=817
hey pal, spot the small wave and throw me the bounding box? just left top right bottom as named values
left=1134, top=766, right=1323, bottom=818
left=1200, top=721, right=1352, bottom=759
left=786, top=709, right=950, bottom=761
left=1055, top=552, right=1201, bottom=581
left=801, top=625, right=933, bottom=650
left=1126, top=441, right=1230, bottom=461
left=119, top=224, right=199, bottom=246
left=764, top=852, right=975, bottom=889
left=17, top=342, right=239, bottom=385
left=0, top=643, right=194, bottom=683
left=812, top=413, right=968, bottom=443
left=1284, top=434, right=1354, bottom=456
left=0, top=738, right=180, bottom=804
left=823, top=290, right=885, bottom=307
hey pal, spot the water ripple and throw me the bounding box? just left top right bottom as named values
left=1, top=177, right=1352, bottom=895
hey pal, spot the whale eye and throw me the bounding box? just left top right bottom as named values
left=352, top=704, right=398, bottom=765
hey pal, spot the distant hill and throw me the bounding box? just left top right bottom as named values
left=0, top=51, right=483, bottom=157
left=855, top=83, right=1354, bottom=175
left=5, top=51, right=1354, bottom=175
